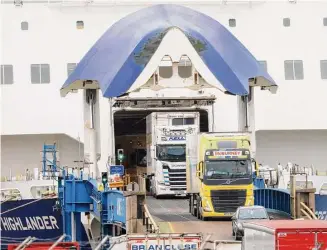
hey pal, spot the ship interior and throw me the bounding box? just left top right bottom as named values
left=113, top=109, right=209, bottom=187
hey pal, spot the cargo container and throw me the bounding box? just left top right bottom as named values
left=242, top=220, right=327, bottom=250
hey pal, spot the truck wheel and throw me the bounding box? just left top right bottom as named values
left=150, top=186, right=157, bottom=198
left=196, top=198, right=201, bottom=220
left=189, top=196, right=193, bottom=214
left=232, top=229, right=235, bottom=236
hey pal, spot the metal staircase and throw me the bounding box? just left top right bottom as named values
left=41, top=143, right=59, bottom=178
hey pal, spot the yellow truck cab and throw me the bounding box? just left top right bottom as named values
left=186, top=132, right=256, bottom=220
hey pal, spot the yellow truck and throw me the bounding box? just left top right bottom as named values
left=186, top=132, right=258, bottom=220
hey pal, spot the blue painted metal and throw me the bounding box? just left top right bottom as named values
left=42, top=143, right=58, bottom=177
left=0, top=199, right=63, bottom=250
left=254, top=188, right=291, bottom=216
left=59, top=173, right=127, bottom=243
left=104, top=191, right=126, bottom=225
left=315, top=194, right=327, bottom=220
left=61, top=4, right=276, bottom=97
left=62, top=178, right=93, bottom=212
left=253, top=177, right=265, bottom=189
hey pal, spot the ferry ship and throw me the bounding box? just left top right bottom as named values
left=1, top=0, right=327, bottom=247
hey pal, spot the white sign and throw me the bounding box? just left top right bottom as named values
left=213, top=151, right=242, bottom=156
left=0, top=216, right=59, bottom=231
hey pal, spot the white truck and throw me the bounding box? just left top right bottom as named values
left=146, top=112, right=200, bottom=198
left=110, top=233, right=203, bottom=250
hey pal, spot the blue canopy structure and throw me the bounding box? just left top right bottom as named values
left=60, top=4, right=277, bottom=97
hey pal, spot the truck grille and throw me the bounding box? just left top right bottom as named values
left=210, top=190, right=246, bottom=213
left=163, top=165, right=186, bottom=190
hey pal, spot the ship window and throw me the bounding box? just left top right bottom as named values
left=321, top=60, right=327, bottom=79
left=323, top=18, right=327, bottom=26
left=178, top=55, right=192, bottom=78
left=229, top=19, right=236, bottom=27
left=258, top=61, right=268, bottom=72
left=76, top=21, right=84, bottom=29
left=1, top=65, right=14, bottom=85
left=283, top=18, right=290, bottom=27
left=284, top=60, right=304, bottom=80
left=31, top=64, right=50, bottom=84
left=67, top=63, right=77, bottom=76
left=217, top=141, right=237, bottom=149
left=21, top=21, right=28, bottom=30
left=172, top=118, right=195, bottom=126
left=159, top=55, right=173, bottom=79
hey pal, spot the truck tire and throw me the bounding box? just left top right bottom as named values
left=150, top=184, right=157, bottom=199
left=189, top=195, right=193, bottom=214
left=235, top=231, right=242, bottom=241
left=196, top=197, right=201, bottom=220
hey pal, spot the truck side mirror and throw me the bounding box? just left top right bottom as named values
left=251, top=158, right=259, bottom=177
left=196, top=161, right=204, bottom=179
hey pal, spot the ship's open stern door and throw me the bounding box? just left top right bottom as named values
left=249, top=76, right=278, bottom=95
left=113, top=96, right=215, bottom=109
left=60, top=79, right=99, bottom=97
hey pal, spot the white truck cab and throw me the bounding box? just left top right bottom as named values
left=146, top=112, right=200, bottom=197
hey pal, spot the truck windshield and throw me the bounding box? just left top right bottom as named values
left=156, top=145, right=186, bottom=162
left=204, top=160, right=251, bottom=179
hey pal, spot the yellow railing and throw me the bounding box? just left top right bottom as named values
left=142, top=204, right=160, bottom=233
left=300, top=202, right=318, bottom=220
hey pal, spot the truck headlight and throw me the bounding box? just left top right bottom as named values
left=202, top=198, right=212, bottom=212
left=237, top=222, right=243, bottom=230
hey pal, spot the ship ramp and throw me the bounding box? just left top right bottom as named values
left=145, top=196, right=234, bottom=249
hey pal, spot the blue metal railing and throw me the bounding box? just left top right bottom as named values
left=254, top=188, right=291, bottom=216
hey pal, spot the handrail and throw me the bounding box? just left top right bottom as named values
left=142, top=204, right=160, bottom=233
left=213, top=240, right=242, bottom=250
left=14, top=237, right=31, bottom=250
left=49, top=234, right=67, bottom=250
left=199, top=234, right=212, bottom=250
left=300, top=202, right=317, bottom=220
left=20, top=237, right=36, bottom=250
left=94, top=235, right=110, bottom=250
